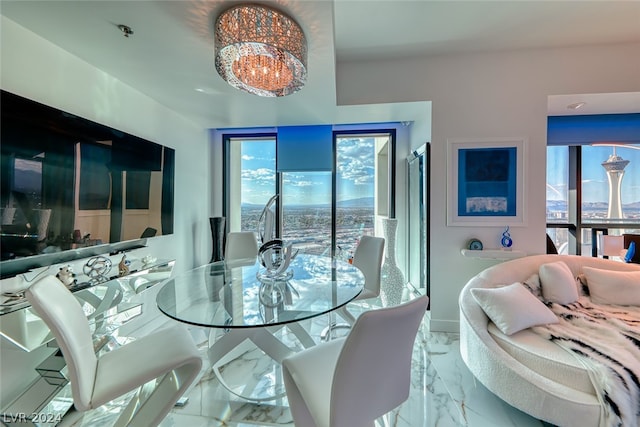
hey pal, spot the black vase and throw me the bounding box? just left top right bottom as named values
left=210, top=217, right=226, bottom=263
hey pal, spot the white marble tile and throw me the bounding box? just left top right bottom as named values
left=427, top=333, right=550, bottom=427
left=58, top=302, right=551, bottom=427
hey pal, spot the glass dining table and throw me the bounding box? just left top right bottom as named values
left=156, top=253, right=364, bottom=401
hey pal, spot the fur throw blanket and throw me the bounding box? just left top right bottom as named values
left=531, top=298, right=640, bottom=427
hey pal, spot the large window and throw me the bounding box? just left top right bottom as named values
left=335, top=134, right=377, bottom=258
left=547, top=144, right=640, bottom=256
left=581, top=145, right=640, bottom=222
left=546, top=146, right=569, bottom=253
left=226, top=136, right=276, bottom=233
left=223, top=128, right=394, bottom=258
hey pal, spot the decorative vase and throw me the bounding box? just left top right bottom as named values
left=210, top=217, right=226, bottom=263
left=380, top=217, right=405, bottom=307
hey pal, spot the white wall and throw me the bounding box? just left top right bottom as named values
left=1, top=16, right=211, bottom=272
left=337, top=42, right=640, bottom=331
left=0, top=16, right=210, bottom=404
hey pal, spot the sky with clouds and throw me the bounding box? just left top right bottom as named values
left=240, top=137, right=376, bottom=206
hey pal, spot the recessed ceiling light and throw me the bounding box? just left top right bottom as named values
left=117, top=24, right=134, bottom=38
left=567, top=102, right=586, bottom=110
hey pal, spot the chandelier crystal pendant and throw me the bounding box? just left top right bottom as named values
left=214, top=4, right=308, bottom=97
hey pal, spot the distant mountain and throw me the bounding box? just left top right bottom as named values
left=241, top=202, right=270, bottom=209
left=584, top=202, right=608, bottom=211
left=337, top=197, right=374, bottom=208
left=547, top=200, right=640, bottom=211
left=242, top=197, right=374, bottom=209
left=625, top=201, right=640, bottom=209
left=546, top=200, right=567, bottom=211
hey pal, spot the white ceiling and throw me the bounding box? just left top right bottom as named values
left=2, top=0, right=640, bottom=128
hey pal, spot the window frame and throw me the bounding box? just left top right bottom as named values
left=222, top=128, right=397, bottom=257
left=547, top=144, right=640, bottom=256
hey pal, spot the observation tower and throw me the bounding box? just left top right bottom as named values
left=601, top=151, right=629, bottom=219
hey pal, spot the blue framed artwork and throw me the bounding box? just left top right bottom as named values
left=447, top=138, right=527, bottom=226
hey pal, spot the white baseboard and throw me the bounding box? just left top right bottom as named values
left=429, top=318, right=460, bottom=333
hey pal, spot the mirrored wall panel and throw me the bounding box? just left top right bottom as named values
left=1, top=90, right=175, bottom=265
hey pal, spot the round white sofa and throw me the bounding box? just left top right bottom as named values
left=459, top=254, right=640, bottom=427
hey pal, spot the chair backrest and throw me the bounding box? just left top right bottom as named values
left=225, top=231, right=259, bottom=261
left=140, top=227, right=157, bottom=238
left=330, top=294, right=429, bottom=426
left=25, top=275, right=98, bottom=411
left=352, top=235, right=385, bottom=296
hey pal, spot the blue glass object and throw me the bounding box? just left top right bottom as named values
left=501, top=226, right=513, bottom=248
left=624, top=241, right=636, bottom=263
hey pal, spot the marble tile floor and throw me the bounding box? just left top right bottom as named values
left=60, top=299, right=553, bottom=427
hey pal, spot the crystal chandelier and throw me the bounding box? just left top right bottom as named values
left=214, top=4, right=307, bottom=97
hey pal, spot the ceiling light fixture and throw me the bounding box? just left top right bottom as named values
left=567, top=101, right=586, bottom=110
left=117, top=24, right=134, bottom=38
left=214, top=4, right=307, bottom=97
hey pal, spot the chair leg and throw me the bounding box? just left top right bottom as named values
left=282, top=363, right=319, bottom=427
left=320, top=322, right=352, bottom=341
left=375, top=413, right=390, bottom=427
left=286, top=321, right=316, bottom=348
left=115, top=362, right=201, bottom=427
left=320, top=306, right=357, bottom=341
left=113, top=381, right=156, bottom=427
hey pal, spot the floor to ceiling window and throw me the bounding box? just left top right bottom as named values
left=223, top=128, right=394, bottom=258
left=334, top=133, right=379, bottom=259
left=225, top=135, right=276, bottom=233
left=546, top=145, right=570, bottom=253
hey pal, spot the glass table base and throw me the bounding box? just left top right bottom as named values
left=207, top=323, right=314, bottom=402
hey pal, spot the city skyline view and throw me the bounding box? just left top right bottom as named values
left=237, top=136, right=378, bottom=255
left=547, top=144, right=640, bottom=205
left=546, top=143, right=640, bottom=254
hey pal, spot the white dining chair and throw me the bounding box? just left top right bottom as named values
left=225, top=231, right=259, bottom=261
left=25, top=275, right=203, bottom=427
left=322, top=235, right=385, bottom=339
left=283, top=294, right=429, bottom=427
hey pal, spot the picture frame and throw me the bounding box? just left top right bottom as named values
left=447, top=137, right=527, bottom=227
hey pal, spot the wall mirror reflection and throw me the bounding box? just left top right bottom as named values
left=0, top=91, right=175, bottom=266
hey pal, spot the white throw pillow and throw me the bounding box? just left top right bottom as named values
left=582, top=267, right=640, bottom=306
left=472, top=283, right=559, bottom=335
left=539, top=261, right=579, bottom=304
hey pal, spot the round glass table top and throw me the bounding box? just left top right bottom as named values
left=156, top=254, right=364, bottom=328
